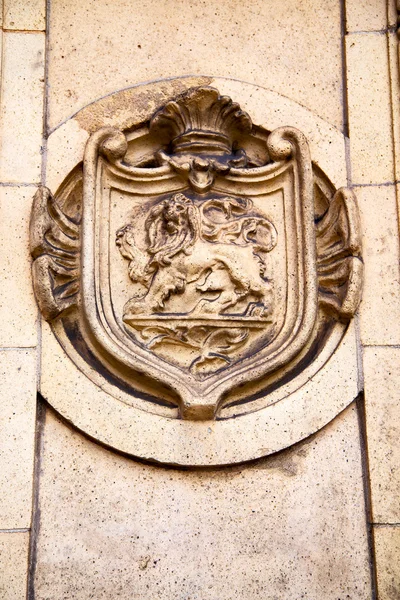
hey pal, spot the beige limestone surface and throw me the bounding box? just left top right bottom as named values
left=2, top=0, right=46, bottom=31
left=33, top=404, right=371, bottom=600
left=345, top=0, right=388, bottom=32
left=46, top=0, right=343, bottom=131
left=1, top=0, right=399, bottom=597
left=388, top=33, right=400, bottom=185
left=364, top=347, right=400, bottom=524
left=374, top=526, right=400, bottom=600
left=0, top=532, right=30, bottom=600
left=357, top=185, right=400, bottom=345
left=0, top=349, right=37, bottom=530
left=0, top=5, right=44, bottom=599
left=346, top=32, right=395, bottom=185
left=0, top=186, right=38, bottom=348
left=0, top=32, right=45, bottom=184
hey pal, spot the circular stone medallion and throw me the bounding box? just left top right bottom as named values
left=31, top=77, right=362, bottom=465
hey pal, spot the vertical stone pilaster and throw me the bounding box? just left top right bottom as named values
left=374, top=525, right=400, bottom=599
left=345, top=31, right=394, bottom=185
left=344, top=2, right=400, bottom=596
left=0, top=532, right=31, bottom=600
left=0, top=1, right=46, bottom=597
left=0, top=350, right=37, bottom=530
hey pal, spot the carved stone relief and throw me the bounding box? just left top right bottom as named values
left=31, top=82, right=363, bottom=461
left=31, top=86, right=362, bottom=419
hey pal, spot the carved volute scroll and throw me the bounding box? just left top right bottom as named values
left=31, top=86, right=363, bottom=423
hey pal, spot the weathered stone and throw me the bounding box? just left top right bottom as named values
left=2, top=0, right=46, bottom=31
left=346, top=33, right=395, bottom=185
left=0, top=349, right=37, bottom=529
left=0, top=32, right=45, bottom=183
left=0, top=1, right=399, bottom=597
left=374, top=527, right=400, bottom=600
left=345, top=0, right=388, bottom=32
left=33, top=405, right=372, bottom=600
left=364, top=347, right=400, bottom=523
left=0, top=532, right=30, bottom=600
left=357, top=185, right=400, bottom=345
left=47, top=0, right=343, bottom=131
left=0, top=186, right=38, bottom=347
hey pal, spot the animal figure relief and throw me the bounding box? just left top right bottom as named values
left=30, top=84, right=364, bottom=424
left=116, top=193, right=277, bottom=320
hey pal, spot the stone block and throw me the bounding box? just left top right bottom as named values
left=47, top=0, right=343, bottom=131
left=0, top=32, right=45, bottom=183
left=45, top=77, right=348, bottom=194
left=345, top=0, right=388, bottom=32
left=374, top=527, right=400, bottom=599
left=387, top=0, right=398, bottom=28
left=3, top=0, right=46, bottom=31
left=388, top=32, right=400, bottom=183
left=0, top=349, right=37, bottom=529
left=0, top=28, right=3, bottom=85
left=0, top=532, right=30, bottom=600
left=346, top=33, right=394, bottom=185
left=364, top=347, right=400, bottom=523
left=356, top=185, right=400, bottom=345
left=0, top=186, right=38, bottom=347
left=32, top=405, right=372, bottom=599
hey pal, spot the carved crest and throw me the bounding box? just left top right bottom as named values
left=31, top=87, right=363, bottom=420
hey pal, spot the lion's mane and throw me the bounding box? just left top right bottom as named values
left=145, top=193, right=200, bottom=272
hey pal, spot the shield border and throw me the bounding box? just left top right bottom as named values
left=30, top=83, right=363, bottom=428
left=79, top=126, right=318, bottom=419
left=29, top=79, right=364, bottom=460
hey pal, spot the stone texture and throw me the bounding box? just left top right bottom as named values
left=0, top=186, right=38, bottom=347
left=387, top=0, right=398, bottom=28
left=212, top=78, right=348, bottom=188
left=47, top=0, right=343, bottom=131
left=39, top=317, right=359, bottom=466
left=364, top=347, right=400, bottom=524
left=388, top=33, right=400, bottom=184
left=1, top=1, right=398, bottom=597
left=0, top=32, right=45, bottom=183
left=0, top=349, right=37, bottom=529
left=38, top=78, right=359, bottom=465
left=3, top=0, right=46, bottom=31
left=346, top=32, right=395, bottom=185
left=0, top=532, right=30, bottom=600
left=45, top=77, right=348, bottom=193
left=32, top=404, right=372, bottom=600
left=35, top=83, right=360, bottom=426
left=374, top=527, right=400, bottom=600
left=356, top=185, right=400, bottom=346
left=345, top=0, right=388, bottom=32
left=0, top=30, right=3, bottom=98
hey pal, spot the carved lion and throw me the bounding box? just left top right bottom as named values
left=116, top=193, right=277, bottom=317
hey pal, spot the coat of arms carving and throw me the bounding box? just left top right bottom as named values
left=31, top=86, right=363, bottom=420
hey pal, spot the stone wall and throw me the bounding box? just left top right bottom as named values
left=0, top=1, right=399, bottom=598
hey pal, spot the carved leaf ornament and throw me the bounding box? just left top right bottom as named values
left=31, top=86, right=363, bottom=422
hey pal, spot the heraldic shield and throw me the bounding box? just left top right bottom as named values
left=31, top=87, right=363, bottom=420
